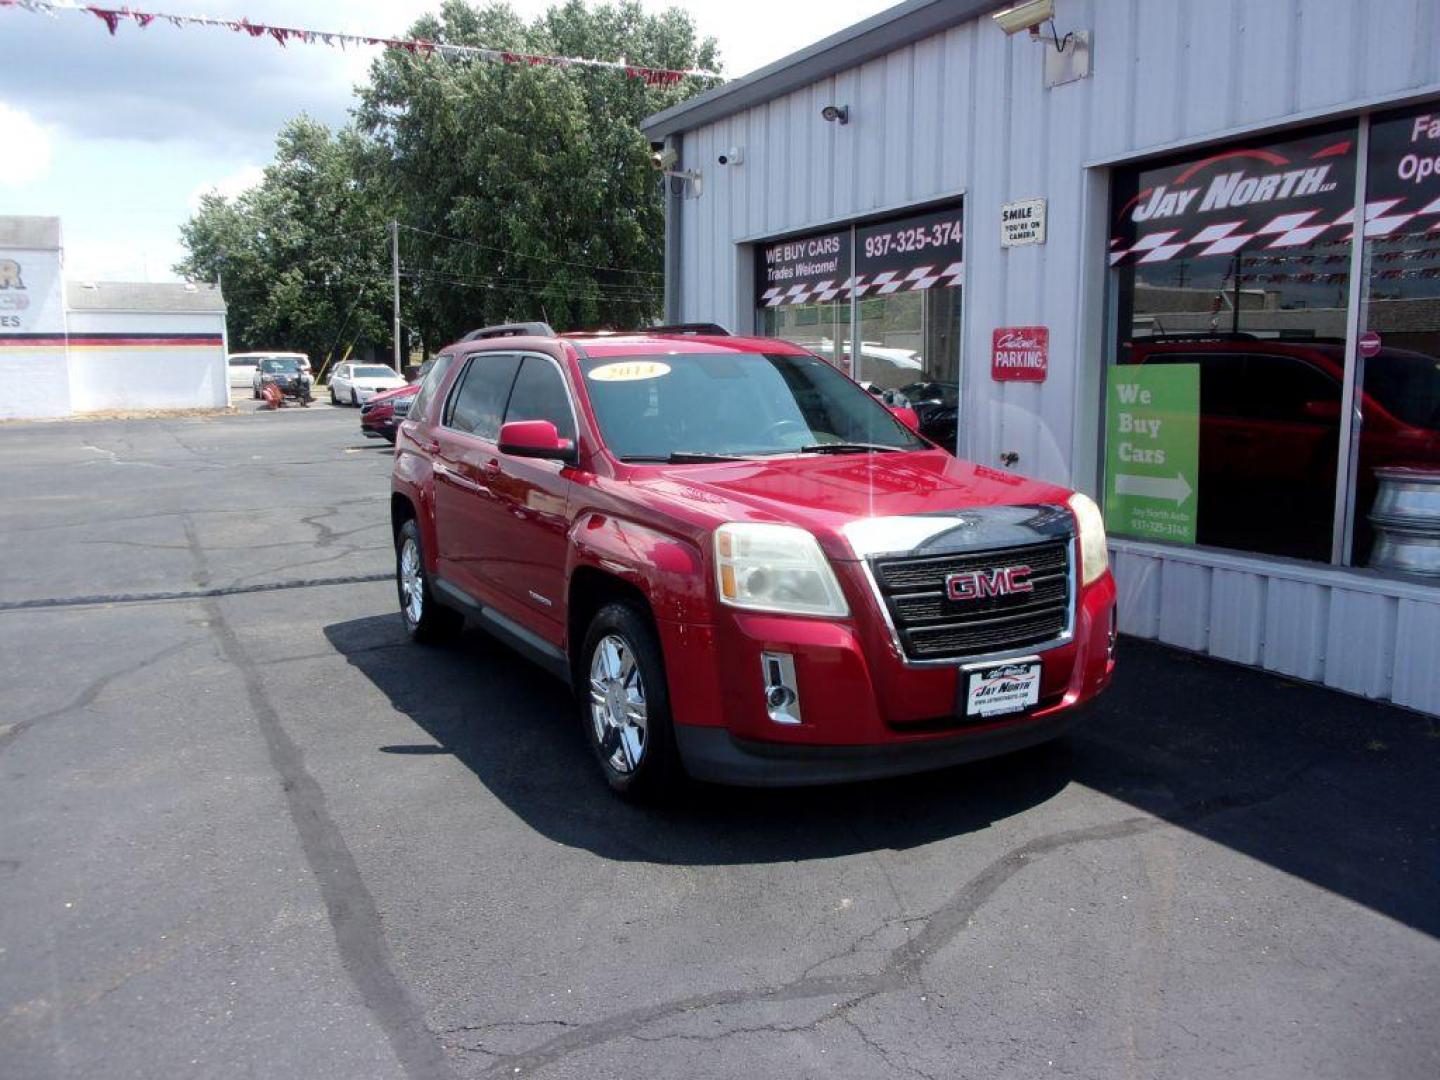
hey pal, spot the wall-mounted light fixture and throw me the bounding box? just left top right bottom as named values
left=820, top=104, right=850, bottom=125
left=992, top=0, right=1072, bottom=51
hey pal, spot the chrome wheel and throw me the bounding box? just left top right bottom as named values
left=588, top=634, right=648, bottom=774
left=399, top=536, right=424, bottom=626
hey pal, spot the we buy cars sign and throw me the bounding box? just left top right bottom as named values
left=992, top=327, right=1048, bottom=382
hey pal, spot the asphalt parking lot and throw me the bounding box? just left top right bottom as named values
left=2, top=408, right=1437, bottom=1080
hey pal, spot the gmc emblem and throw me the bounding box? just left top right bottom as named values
left=946, top=565, right=1034, bottom=601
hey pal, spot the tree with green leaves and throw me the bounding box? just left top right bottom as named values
left=353, top=0, right=717, bottom=342
left=176, top=117, right=394, bottom=373
left=177, top=2, right=718, bottom=364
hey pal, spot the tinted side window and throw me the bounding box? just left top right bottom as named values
left=409, top=352, right=456, bottom=423
left=1238, top=354, right=1340, bottom=422
left=504, top=356, right=576, bottom=443
left=1142, top=352, right=1246, bottom=417
left=446, top=353, right=521, bottom=438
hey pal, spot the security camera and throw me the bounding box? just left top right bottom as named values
left=650, top=146, right=678, bottom=171
left=992, top=0, right=1055, bottom=34
left=820, top=104, right=850, bottom=125
left=717, top=146, right=744, bottom=166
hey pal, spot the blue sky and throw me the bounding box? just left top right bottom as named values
left=0, top=0, right=893, bottom=282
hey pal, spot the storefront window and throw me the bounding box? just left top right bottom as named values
left=1349, top=103, right=1440, bottom=569
left=757, top=203, right=963, bottom=449
left=1105, top=126, right=1358, bottom=561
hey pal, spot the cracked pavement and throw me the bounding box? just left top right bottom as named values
left=1, top=410, right=1437, bottom=1079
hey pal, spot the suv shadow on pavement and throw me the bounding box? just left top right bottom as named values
left=323, top=614, right=1073, bottom=864
left=324, top=614, right=1439, bottom=936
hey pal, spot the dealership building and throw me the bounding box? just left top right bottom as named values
left=643, top=0, right=1440, bottom=713
left=0, top=216, right=228, bottom=420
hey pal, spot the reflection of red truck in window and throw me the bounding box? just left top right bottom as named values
left=1121, top=334, right=1440, bottom=561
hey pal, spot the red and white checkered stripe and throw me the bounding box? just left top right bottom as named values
left=1109, top=198, right=1440, bottom=266
left=760, top=261, right=964, bottom=306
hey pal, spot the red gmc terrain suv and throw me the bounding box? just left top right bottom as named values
left=391, top=323, right=1116, bottom=796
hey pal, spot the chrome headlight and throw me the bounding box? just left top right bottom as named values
left=714, top=523, right=849, bottom=617
left=1068, top=492, right=1109, bottom=585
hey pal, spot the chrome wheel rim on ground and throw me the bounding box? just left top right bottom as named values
left=588, top=634, right=648, bottom=774
left=399, top=537, right=424, bottom=625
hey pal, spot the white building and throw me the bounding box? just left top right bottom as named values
left=0, top=216, right=228, bottom=419
left=643, top=0, right=1440, bottom=714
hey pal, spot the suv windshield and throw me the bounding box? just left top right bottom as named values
left=580, top=352, right=926, bottom=461
left=260, top=358, right=302, bottom=373
left=354, top=366, right=398, bottom=379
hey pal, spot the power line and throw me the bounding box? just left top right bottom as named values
left=399, top=267, right=659, bottom=302
left=400, top=273, right=660, bottom=304
left=400, top=261, right=661, bottom=295
left=400, top=263, right=661, bottom=298
left=2, top=1, right=723, bottom=83
left=397, top=224, right=665, bottom=278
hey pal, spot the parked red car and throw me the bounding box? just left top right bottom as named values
left=391, top=324, right=1116, bottom=796
left=361, top=383, right=419, bottom=443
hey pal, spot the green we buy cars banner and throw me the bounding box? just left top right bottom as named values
left=1104, top=365, right=1200, bottom=544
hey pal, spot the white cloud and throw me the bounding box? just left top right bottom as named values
left=189, top=164, right=265, bottom=210
left=0, top=104, right=53, bottom=187
left=63, top=236, right=187, bottom=284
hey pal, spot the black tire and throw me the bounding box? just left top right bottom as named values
left=395, top=519, right=463, bottom=644
left=329, top=386, right=339, bottom=405
left=579, top=602, right=682, bottom=801
left=350, top=388, right=359, bottom=407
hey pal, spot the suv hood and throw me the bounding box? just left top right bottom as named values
left=629, top=449, right=1075, bottom=560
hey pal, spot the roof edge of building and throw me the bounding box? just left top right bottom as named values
left=0, top=215, right=62, bottom=251
left=641, top=0, right=998, bottom=140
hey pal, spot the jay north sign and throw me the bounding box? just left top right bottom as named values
left=1109, top=127, right=1357, bottom=266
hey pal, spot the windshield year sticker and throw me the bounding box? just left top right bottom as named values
left=588, top=361, right=671, bottom=382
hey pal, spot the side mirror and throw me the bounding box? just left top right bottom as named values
left=1303, top=399, right=1342, bottom=421
left=888, top=405, right=922, bottom=432
left=498, top=420, right=577, bottom=464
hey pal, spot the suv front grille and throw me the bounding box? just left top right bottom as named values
left=870, top=539, right=1071, bottom=661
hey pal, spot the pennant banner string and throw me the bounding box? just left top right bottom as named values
left=0, top=0, right=723, bottom=84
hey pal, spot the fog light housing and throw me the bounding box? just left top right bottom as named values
left=761, top=652, right=802, bottom=725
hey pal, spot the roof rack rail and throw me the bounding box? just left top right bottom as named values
left=649, top=322, right=731, bottom=336
left=461, top=321, right=556, bottom=341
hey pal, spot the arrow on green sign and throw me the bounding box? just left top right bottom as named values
left=1104, top=364, right=1200, bottom=544
left=1114, top=472, right=1192, bottom=505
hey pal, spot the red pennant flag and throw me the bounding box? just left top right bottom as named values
left=269, top=26, right=288, bottom=47
left=88, top=7, right=122, bottom=35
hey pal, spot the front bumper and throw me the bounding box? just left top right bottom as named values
left=657, top=570, right=1116, bottom=786
left=361, top=409, right=397, bottom=439
left=676, top=702, right=1088, bottom=786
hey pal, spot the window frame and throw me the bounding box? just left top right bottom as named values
left=501, top=351, right=581, bottom=448
left=441, top=349, right=522, bottom=441
left=1100, top=115, right=1379, bottom=569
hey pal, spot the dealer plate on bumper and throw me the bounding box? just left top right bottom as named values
left=962, top=657, right=1041, bottom=719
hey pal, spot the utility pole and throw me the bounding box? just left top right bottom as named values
left=391, top=220, right=401, bottom=372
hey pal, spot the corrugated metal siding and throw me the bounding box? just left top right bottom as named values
left=669, top=0, right=1440, bottom=714
left=676, top=0, right=1440, bottom=480
left=1112, top=539, right=1440, bottom=713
